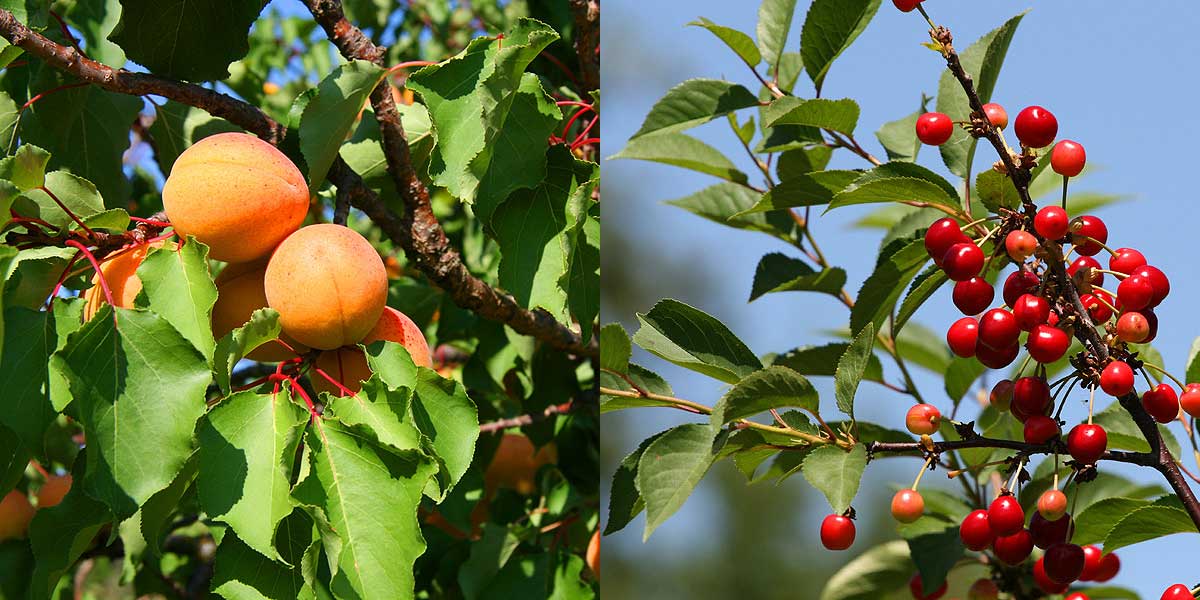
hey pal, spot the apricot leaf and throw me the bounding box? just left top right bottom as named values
left=27, top=481, right=114, bottom=598
left=108, top=0, right=265, bottom=81
left=300, top=60, right=386, bottom=192
left=136, top=239, right=217, bottom=363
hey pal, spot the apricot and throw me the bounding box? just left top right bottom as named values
left=36, top=474, right=71, bottom=508
left=82, top=241, right=166, bottom=320
left=211, top=261, right=308, bottom=361
left=586, top=529, right=600, bottom=579
left=0, top=490, right=35, bottom=541
left=264, top=224, right=388, bottom=350
left=311, top=306, right=431, bottom=396
left=484, top=434, right=557, bottom=496
left=162, top=132, right=308, bottom=263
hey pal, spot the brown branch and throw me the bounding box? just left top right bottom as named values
left=868, top=438, right=1154, bottom=467
left=567, top=0, right=600, bottom=93
left=0, top=6, right=596, bottom=359
left=479, top=401, right=573, bottom=434
left=932, top=23, right=1200, bottom=531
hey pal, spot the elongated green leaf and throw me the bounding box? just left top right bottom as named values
left=875, top=107, right=924, bottom=162
left=0, top=425, right=26, bottom=497
left=849, top=238, right=928, bottom=334
left=109, top=0, right=265, bottom=81
left=611, top=132, right=748, bottom=183
left=764, top=97, right=859, bottom=135
left=975, top=169, right=1022, bottom=212
left=819, top=540, right=911, bottom=600
left=834, top=325, right=874, bottom=418
left=0, top=90, right=18, bottom=156
left=802, top=444, right=867, bottom=513
left=757, top=0, right=798, bottom=72
left=633, top=298, right=762, bottom=384
left=895, top=265, right=946, bottom=333
left=1186, top=337, right=1200, bottom=383
left=904, top=523, right=960, bottom=593
left=738, top=170, right=859, bottom=214
left=211, top=525, right=316, bottom=600
left=665, top=182, right=799, bottom=243
left=299, top=60, right=386, bottom=191
left=636, top=424, right=719, bottom=540
left=944, top=356, right=987, bottom=405
left=600, top=364, right=677, bottom=413
left=560, top=167, right=600, bottom=343
left=711, top=366, right=819, bottom=427
left=749, top=253, right=846, bottom=301
left=476, top=74, right=564, bottom=223
left=136, top=239, right=217, bottom=362
left=772, top=343, right=885, bottom=383
left=1091, top=401, right=1181, bottom=458
left=829, top=177, right=956, bottom=212
left=893, top=323, right=952, bottom=375
left=605, top=430, right=668, bottom=535
left=410, top=368, right=479, bottom=500
left=148, top=100, right=239, bottom=175
left=600, top=323, right=632, bottom=375
left=632, top=79, right=759, bottom=139
left=0, top=308, right=59, bottom=455
left=18, top=170, right=106, bottom=229
left=800, top=0, right=881, bottom=94
left=776, top=146, right=834, bottom=180
left=1102, top=505, right=1198, bottom=554
left=690, top=19, right=761, bottom=67
left=1072, top=497, right=1153, bottom=545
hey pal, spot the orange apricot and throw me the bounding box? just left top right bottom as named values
left=82, top=241, right=167, bottom=320
left=211, top=261, right=308, bottom=361
left=36, top=474, right=71, bottom=508
left=586, top=529, right=600, bottom=579
left=162, top=132, right=308, bottom=263
left=0, top=490, right=35, bottom=541
left=484, top=434, right=557, bottom=496
left=311, top=306, right=431, bottom=396
left=263, top=224, right=388, bottom=350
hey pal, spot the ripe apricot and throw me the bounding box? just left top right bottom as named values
left=36, top=474, right=71, bottom=508
left=82, top=241, right=167, bottom=320
left=311, top=306, right=432, bottom=396
left=211, top=261, right=308, bottom=362
left=484, top=434, right=557, bottom=496
left=586, top=529, right=600, bottom=578
left=162, top=132, right=308, bottom=263
left=0, top=490, right=35, bottom=541
left=263, top=224, right=388, bottom=350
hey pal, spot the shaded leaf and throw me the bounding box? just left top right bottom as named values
left=711, top=366, right=819, bottom=427
left=632, top=79, right=759, bottom=139
left=749, top=253, right=846, bottom=301
left=108, top=0, right=265, bottom=80
left=633, top=298, right=761, bottom=384
left=800, top=0, right=881, bottom=94
left=834, top=324, right=874, bottom=418
left=637, top=424, right=719, bottom=540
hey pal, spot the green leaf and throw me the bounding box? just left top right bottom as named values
left=829, top=176, right=957, bottom=213
left=599, top=323, right=632, bottom=375
left=819, top=540, right=911, bottom=600
left=0, top=90, right=18, bottom=155
left=17, top=170, right=106, bottom=229
left=904, top=523, right=961, bottom=593
left=895, top=265, right=947, bottom=333
left=801, top=444, right=867, bottom=513
left=610, top=132, right=748, bottom=183
left=199, top=390, right=308, bottom=562
left=53, top=307, right=210, bottom=519
left=944, top=356, right=987, bottom=405
left=764, top=97, right=860, bottom=135
left=834, top=324, right=875, bottom=418
left=108, top=0, right=265, bottom=81
left=632, top=79, right=760, bottom=139
left=711, top=366, right=819, bottom=427
left=297, top=60, right=386, bottom=192
left=892, top=322, right=952, bottom=374
left=1072, top=497, right=1153, bottom=545
left=665, top=182, right=799, bottom=243
left=213, top=308, right=283, bottom=394
left=1186, top=337, right=1200, bottom=383
left=27, top=482, right=114, bottom=598
left=0, top=308, right=61, bottom=456
left=974, top=169, right=1022, bottom=212
left=800, top=0, right=881, bottom=94
left=749, top=253, right=847, bottom=301
left=148, top=100, right=240, bottom=175
left=211, top=525, right=316, bottom=600
left=875, top=108, right=923, bottom=162
left=136, top=239, right=217, bottom=363
left=559, top=167, right=600, bottom=342
left=0, top=424, right=26, bottom=497
left=325, top=378, right=421, bottom=451
left=409, top=367, right=480, bottom=500
left=776, top=146, right=834, bottom=181
left=458, top=523, right=521, bottom=600
left=688, top=18, right=761, bottom=68
left=292, top=418, right=437, bottom=600
left=65, top=0, right=126, bottom=66
left=849, top=238, right=928, bottom=334
left=1101, top=505, right=1198, bottom=554
left=1091, top=400, right=1182, bottom=458
left=636, top=424, right=719, bottom=540
left=738, top=170, right=859, bottom=214
left=935, top=12, right=1026, bottom=178
left=0, top=143, right=49, bottom=190
left=605, top=431, right=667, bottom=535
left=599, top=365, right=677, bottom=413
left=756, top=0, right=798, bottom=72
left=772, top=343, right=885, bottom=383
left=633, top=298, right=762, bottom=384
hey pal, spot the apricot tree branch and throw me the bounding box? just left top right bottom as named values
left=479, top=401, right=573, bottom=434
left=567, top=0, right=600, bottom=93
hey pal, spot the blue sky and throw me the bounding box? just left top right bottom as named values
left=602, top=1, right=1200, bottom=596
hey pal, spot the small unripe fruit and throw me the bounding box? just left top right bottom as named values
left=989, top=379, right=1014, bottom=412
left=946, top=317, right=979, bottom=358
left=992, top=528, right=1033, bottom=564
left=1034, top=206, right=1070, bottom=240
left=1109, top=247, right=1147, bottom=275
left=820, top=514, right=855, bottom=550
left=0, top=491, right=35, bottom=541
left=1100, top=361, right=1135, bottom=396
left=1070, top=215, right=1108, bottom=257
left=916, top=112, right=954, bottom=145
left=959, top=509, right=993, bottom=551
left=1023, top=415, right=1059, bottom=444
left=905, top=404, right=941, bottom=435
left=942, top=242, right=984, bottom=281
left=1037, top=489, right=1068, bottom=521
left=311, top=307, right=434, bottom=396
left=924, top=218, right=969, bottom=265
left=982, top=103, right=1008, bottom=129
left=1026, top=324, right=1069, bottom=364
left=1005, top=230, right=1038, bottom=261
left=891, top=489, right=925, bottom=523
left=212, top=261, right=308, bottom=362
left=952, top=277, right=994, bottom=315
left=988, top=494, right=1024, bottom=536
left=1067, top=423, right=1107, bottom=464
left=967, top=578, right=999, bottom=600
left=1050, top=140, right=1086, bottom=177
left=1014, top=105, right=1058, bottom=148
left=908, top=573, right=947, bottom=600
left=162, top=132, right=309, bottom=263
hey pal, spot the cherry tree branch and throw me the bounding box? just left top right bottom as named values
left=868, top=438, right=1154, bottom=467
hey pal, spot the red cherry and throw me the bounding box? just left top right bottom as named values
left=1012, top=294, right=1050, bottom=331
left=982, top=103, right=1008, bottom=129
left=1117, top=275, right=1154, bottom=312
left=992, top=529, right=1034, bottom=564
left=1002, top=270, right=1040, bottom=307
left=1161, top=584, right=1193, bottom=600
left=1027, top=325, right=1070, bottom=364
left=1070, top=215, right=1108, bottom=256
left=1034, top=206, right=1070, bottom=240
left=1030, top=510, right=1073, bottom=549
left=1079, top=544, right=1103, bottom=581
left=1093, top=551, right=1120, bottom=582
left=891, top=489, right=925, bottom=523
left=1033, top=557, right=1069, bottom=593
left=1014, top=106, right=1058, bottom=148
left=1005, top=230, right=1038, bottom=261
left=959, top=509, right=993, bottom=551
left=1067, top=423, right=1108, bottom=464
left=1079, top=292, right=1114, bottom=323
left=1142, top=307, right=1159, bottom=343
left=906, top=404, right=941, bottom=435
left=1116, top=311, right=1150, bottom=343
left=987, top=494, right=1025, bottom=536
left=1044, top=542, right=1085, bottom=584
left=1050, top=140, right=1086, bottom=177
left=946, top=317, right=979, bottom=358
left=989, top=379, right=1014, bottom=412
left=953, top=277, right=994, bottom=315
left=1109, top=247, right=1147, bottom=275
left=1181, top=386, right=1200, bottom=418
left=908, top=573, right=947, bottom=600
left=1065, top=594, right=1091, bottom=600
left=1068, top=255, right=1104, bottom=287
left=1142, top=384, right=1179, bottom=423
left=820, top=514, right=856, bottom=550
left=924, top=218, right=969, bottom=264
left=1012, top=377, right=1052, bottom=421
left=1023, top=415, right=1060, bottom=444
left=976, top=342, right=1019, bottom=369
left=916, top=112, right=954, bottom=145
left=1100, top=361, right=1135, bottom=396
left=968, top=578, right=1000, bottom=600
left=942, top=243, right=984, bottom=281
left=978, top=308, right=1019, bottom=350
left=1132, top=265, right=1170, bottom=306
left=1037, top=489, right=1068, bottom=521
left=893, top=0, right=924, bottom=12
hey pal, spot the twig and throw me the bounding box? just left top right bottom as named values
left=479, top=401, right=573, bottom=433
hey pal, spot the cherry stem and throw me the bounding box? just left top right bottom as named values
left=1077, top=236, right=1116, bottom=256
left=385, top=60, right=437, bottom=76
left=1053, top=452, right=1060, bottom=489
left=40, top=185, right=95, bottom=239
left=1143, top=362, right=1186, bottom=389
left=1061, top=175, right=1069, bottom=210
left=946, top=458, right=1009, bottom=479
left=958, top=215, right=999, bottom=231
left=1095, top=269, right=1128, bottom=280
left=1088, top=386, right=1095, bottom=426
left=915, top=3, right=937, bottom=30
left=1005, top=456, right=1026, bottom=492
left=48, top=11, right=85, bottom=58
left=911, top=455, right=934, bottom=490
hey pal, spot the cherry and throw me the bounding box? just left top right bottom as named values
left=1030, top=510, right=1072, bottom=549
left=989, top=379, right=1014, bottom=412
left=1050, top=140, right=1086, bottom=177
left=982, top=103, right=1008, bottom=129
left=992, top=528, right=1033, bottom=564
left=1068, top=255, right=1104, bottom=287
left=1070, top=215, right=1108, bottom=256
left=1100, top=361, right=1134, bottom=396
left=1014, top=105, right=1058, bottom=148
left=1037, top=489, right=1068, bottom=521
left=1034, top=206, right=1070, bottom=240
left=988, top=494, right=1025, bottom=536
left=1080, top=292, right=1114, bottom=323
left=906, top=404, right=941, bottom=435
left=893, top=0, right=924, bottom=13
left=1132, top=264, right=1170, bottom=306
left=1065, top=595, right=1091, bottom=600
left=1032, top=556, right=1068, bottom=593
left=916, top=112, right=954, bottom=145
left=1109, top=247, right=1147, bottom=275
left=976, top=342, right=1019, bottom=369
left=1181, top=384, right=1200, bottom=418
left=1143, top=307, right=1159, bottom=342
left=908, top=573, right=947, bottom=600
left=1044, top=542, right=1085, bottom=584
left=1002, top=270, right=1040, bottom=307
left=1117, top=274, right=1155, bottom=312
left=967, top=578, right=999, bottom=600
left=891, top=489, right=925, bottom=523
left=924, top=218, right=968, bottom=264
left=946, top=317, right=979, bottom=358
left=953, top=277, right=994, bottom=315
left=1116, top=311, right=1150, bottom=343
left=1012, top=377, right=1052, bottom=421
left=978, top=308, right=1019, bottom=350
left=1161, top=585, right=1194, bottom=600
left=1142, top=384, right=1179, bottom=423
left=1067, top=423, right=1108, bottom=464
left=1093, top=551, right=1120, bottom=582
left=1012, top=294, right=1050, bottom=331
left=959, top=509, right=994, bottom=551
left=1027, top=325, right=1070, bottom=364
left=1079, top=544, right=1102, bottom=580
left=820, top=514, right=856, bottom=550
left=942, top=242, right=984, bottom=281
left=1023, top=415, right=1060, bottom=444
left=1005, top=230, right=1038, bottom=261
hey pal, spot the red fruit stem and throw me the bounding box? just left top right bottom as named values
left=127, top=216, right=173, bottom=227
left=289, top=378, right=320, bottom=421
left=560, top=105, right=593, bottom=139
left=310, top=366, right=356, bottom=397
left=44, top=248, right=82, bottom=308
left=48, top=11, right=85, bottom=58
left=19, top=81, right=89, bottom=115
left=570, top=136, right=600, bottom=151
left=29, top=460, right=49, bottom=478
left=64, top=239, right=114, bottom=324
left=39, top=185, right=95, bottom=239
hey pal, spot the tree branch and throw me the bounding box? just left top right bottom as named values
left=567, top=0, right=600, bottom=93
left=480, top=401, right=573, bottom=434
left=868, top=438, right=1155, bottom=467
